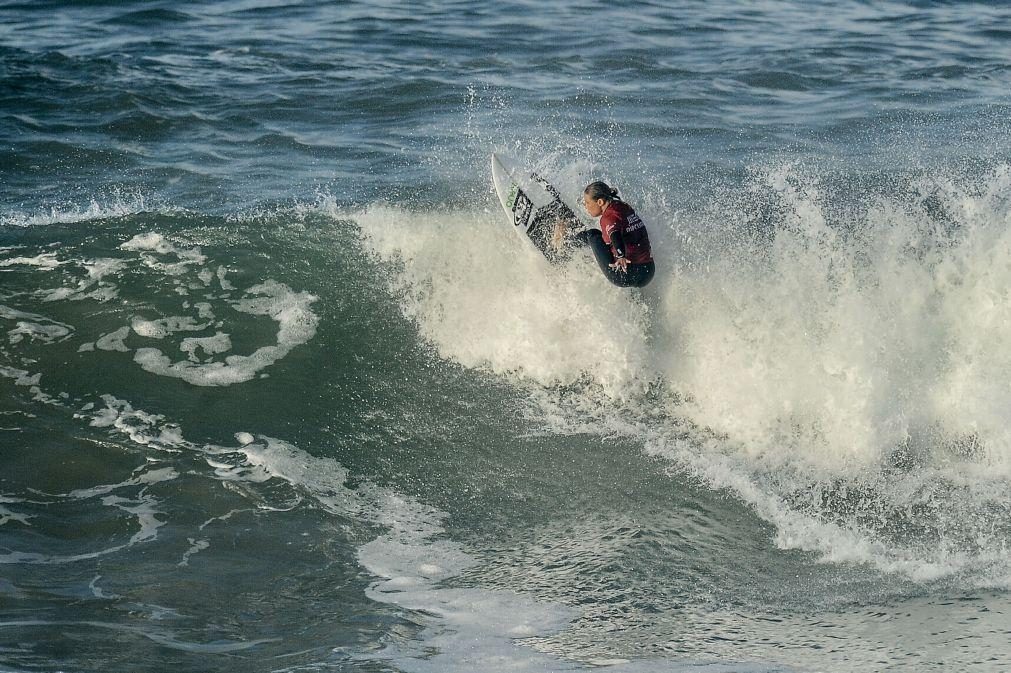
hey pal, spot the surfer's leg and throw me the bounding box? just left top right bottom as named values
left=576, top=229, right=653, bottom=287
left=624, top=261, right=655, bottom=288
left=574, top=230, right=651, bottom=284
left=575, top=229, right=619, bottom=278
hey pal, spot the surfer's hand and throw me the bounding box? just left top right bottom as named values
left=551, top=219, right=568, bottom=251
left=609, top=257, right=629, bottom=273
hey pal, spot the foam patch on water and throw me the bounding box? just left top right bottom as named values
left=0, top=252, right=63, bottom=270
left=0, top=365, right=38, bottom=387
left=132, top=280, right=318, bottom=386
left=95, top=326, right=131, bottom=352
left=177, top=538, right=210, bottom=567
left=38, top=258, right=127, bottom=303
left=84, top=394, right=185, bottom=449
left=112, top=234, right=318, bottom=386
left=0, top=305, right=74, bottom=345
left=0, top=461, right=177, bottom=565
left=0, top=364, right=59, bottom=405
left=130, top=316, right=210, bottom=339
left=121, top=232, right=203, bottom=260
left=7, top=321, right=71, bottom=345
left=14, top=230, right=322, bottom=387
left=120, top=232, right=208, bottom=276
left=0, top=499, right=33, bottom=527
left=354, top=494, right=581, bottom=673
left=180, top=332, right=231, bottom=361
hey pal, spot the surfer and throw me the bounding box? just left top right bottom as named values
left=558, top=181, right=655, bottom=288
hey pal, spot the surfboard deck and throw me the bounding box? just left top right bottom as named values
left=491, top=153, right=581, bottom=265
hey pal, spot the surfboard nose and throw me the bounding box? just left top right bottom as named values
left=490, top=152, right=508, bottom=182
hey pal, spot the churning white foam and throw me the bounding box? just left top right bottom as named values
left=353, top=205, right=650, bottom=393
left=130, top=316, right=210, bottom=339
left=658, top=165, right=1011, bottom=473
left=351, top=164, right=1011, bottom=586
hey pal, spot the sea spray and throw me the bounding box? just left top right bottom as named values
left=354, top=163, right=1011, bottom=587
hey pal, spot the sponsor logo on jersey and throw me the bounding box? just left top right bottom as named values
left=625, top=212, right=645, bottom=233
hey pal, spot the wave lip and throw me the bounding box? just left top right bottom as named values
left=0, top=192, right=161, bottom=228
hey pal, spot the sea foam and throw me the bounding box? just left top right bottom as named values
left=352, top=164, right=1011, bottom=587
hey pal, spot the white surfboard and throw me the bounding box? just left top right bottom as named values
left=491, top=153, right=581, bottom=264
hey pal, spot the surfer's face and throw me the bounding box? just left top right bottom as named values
left=582, top=193, right=606, bottom=217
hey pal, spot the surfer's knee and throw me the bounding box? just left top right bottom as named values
left=629, top=262, right=655, bottom=288
left=608, top=262, right=654, bottom=288
left=574, top=228, right=600, bottom=245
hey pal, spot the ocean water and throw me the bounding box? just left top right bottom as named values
left=2, top=1, right=1011, bottom=671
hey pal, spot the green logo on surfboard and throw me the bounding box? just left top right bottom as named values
left=506, top=183, right=519, bottom=208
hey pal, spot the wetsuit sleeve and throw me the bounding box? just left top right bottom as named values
left=610, top=223, right=626, bottom=258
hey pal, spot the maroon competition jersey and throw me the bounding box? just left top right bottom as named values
left=600, top=201, right=652, bottom=264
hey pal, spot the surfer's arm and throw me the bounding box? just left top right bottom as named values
left=610, top=226, right=626, bottom=259
left=602, top=220, right=629, bottom=272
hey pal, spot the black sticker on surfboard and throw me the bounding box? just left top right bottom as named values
left=511, top=188, right=533, bottom=229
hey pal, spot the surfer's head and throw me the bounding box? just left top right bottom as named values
left=582, top=181, right=619, bottom=217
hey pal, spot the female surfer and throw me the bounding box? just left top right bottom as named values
left=565, top=181, right=655, bottom=288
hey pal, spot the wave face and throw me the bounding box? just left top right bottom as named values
left=3, top=1, right=1011, bottom=672
left=354, top=161, right=1011, bottom=583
